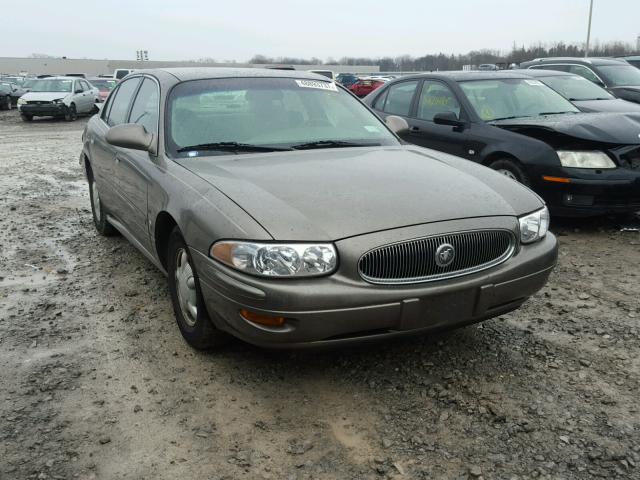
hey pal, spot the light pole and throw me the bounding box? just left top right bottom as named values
left=585, top=0, right=594, bottom=57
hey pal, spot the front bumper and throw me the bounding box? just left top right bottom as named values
left=531, top=166, right=640, bottom=217
left=19, top=102, right=67, bottom=116
left=191, top=218, right=558, bottom=348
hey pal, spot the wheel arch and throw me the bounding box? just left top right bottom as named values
left=481, top=151, right=522, bottom=167
left=154, top=211, right=178, bottom=270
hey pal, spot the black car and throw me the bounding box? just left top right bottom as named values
left=363, top=71, right=640, bottom=217
left=0, top=82, right=24, bottom=109
left=517, top=69, right=640, bottom=113
left=520, top=57, right=640, bottom=104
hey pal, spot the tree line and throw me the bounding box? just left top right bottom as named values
left=248, top=40, right=638, bottom=71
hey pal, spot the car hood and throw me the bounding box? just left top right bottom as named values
left=178, top=146, right=542, bottom=241
left=20, top=91, right=69, bottom=101
left=609, top=86, right=640, bottom=104
left=490, top=112, right=640, bottom=145
left=574, top=98, right=640, bottom=113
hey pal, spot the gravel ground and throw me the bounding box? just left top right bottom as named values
left=1, top=108, right=639, bottom=480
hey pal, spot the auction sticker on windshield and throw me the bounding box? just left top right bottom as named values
left=295, top=79, right=338, bottom=91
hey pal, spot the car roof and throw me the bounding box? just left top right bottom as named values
left=510, top=69, right=574, bottom=77
left=521, top=57, right=628, bottom=66
left=139, top=67, right=329, bottom=82
left=31, top=76, right=80, bottom=81
left=389, top=71, right=533, bottom=82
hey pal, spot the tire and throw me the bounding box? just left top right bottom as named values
left=5, top=96, right=12, bottom=110
left=488, top=158, right=530, bottom=186
left=167, top=227, right=228, bottom=350
left=64, top=103, right=77, bottom=122
left=21, top=113, right=33, bottom=122
left=87, top=167, right=118, bottom=236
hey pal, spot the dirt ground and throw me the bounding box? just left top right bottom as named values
left=0, top=108, right=639, bottom=480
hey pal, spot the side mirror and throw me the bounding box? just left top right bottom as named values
left=433, top=111, right=465, bottom=128
left=75, top=88, right=83, bottom=93
left=385, top=115, right=410, bottom=134
left=106, top=123, right=156, bottom=154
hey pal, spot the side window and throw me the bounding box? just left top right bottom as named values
left=73, top=80, right=81, bottom=92
left=568, top=65, right=600, bottom=83
left=128, top=78, right=159, bottom=133
left=106, top=77, right=141, bottom=126
left=82, top=80, right=91, bottom=91
left=381, top=81, right=418, bottom=116
left=417, top=81, right=461, bottom=121
left=373, top=88, right=389, bottom=111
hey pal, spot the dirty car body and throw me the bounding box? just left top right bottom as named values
left=80, top=68, right=557, bottom=349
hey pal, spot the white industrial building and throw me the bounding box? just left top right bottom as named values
left=0, top=57, right=379, bottom=77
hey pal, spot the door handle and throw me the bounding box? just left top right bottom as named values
left=115, top=156, right=122, bottom=164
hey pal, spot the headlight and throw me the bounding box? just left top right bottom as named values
left=52, top=98, right=64, bottom=104
left=210, top=241, right=338, bottom=278
left=17, top=97, right=27, bottom=105
left=557, top=150, right=615, bottom=169
left=519, top=207, right=550, bottom=244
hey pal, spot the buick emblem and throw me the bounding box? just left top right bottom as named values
left=435, top=243, right=455, bottom=267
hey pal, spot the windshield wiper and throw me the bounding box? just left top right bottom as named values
left=177, top=142, right=293, bottom=153
left=569, top=97, right=610, bottom=101
left=538, top=111, right=578, bottom=115
left=290, top=140, right=381, bottom=150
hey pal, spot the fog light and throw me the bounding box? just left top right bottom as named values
left=240, top=309, right=286, bottom=327
left=563, top=193, right=594, bottom=206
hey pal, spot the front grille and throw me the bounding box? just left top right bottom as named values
left=27, top=100, right=51, bottom=105
left=358, top=230, right=516, bottom=284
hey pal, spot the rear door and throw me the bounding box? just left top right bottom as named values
left=114, top=77, right=159, bottom=250
left=89, top=77, right=142, bottom=221
left=404, top=80, right=469, bottom=157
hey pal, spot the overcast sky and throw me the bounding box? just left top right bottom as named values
left=4, top=0, right=639, bottom=61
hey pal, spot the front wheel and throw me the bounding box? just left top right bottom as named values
left=64, top=104, right=77, bottom=121
left=167, top=227, right=229, bottom=350
left=488, top=158, right=530, bottom=186
left=21, top=113, right=33, bottom=122
left=5, top=96, right=12, bottom=110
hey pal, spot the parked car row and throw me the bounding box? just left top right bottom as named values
left=1, top=74, right=119, bottom=121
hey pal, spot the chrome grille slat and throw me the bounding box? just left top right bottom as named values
left=358, top=229, right=516, bottom=284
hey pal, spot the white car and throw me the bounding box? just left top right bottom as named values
left=17, top=77, right=99, bottom=122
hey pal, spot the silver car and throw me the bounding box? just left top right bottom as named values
left=80, top=68, right=557, bottom=349
left=18, top=76, right=98, bottom=121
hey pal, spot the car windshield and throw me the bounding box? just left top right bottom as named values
left=0, top=83, right=11, bottom=93
left=598, top=64, right=640, bottom=87
left=166, top=77, right=399, bottom=156
left=89, top=79, right=117, bottom=90
left=539, top=74, right=613, bottom=101
left=458, top=78, right=579, bottom=121
left=29, top=79, right=74, bottom=93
